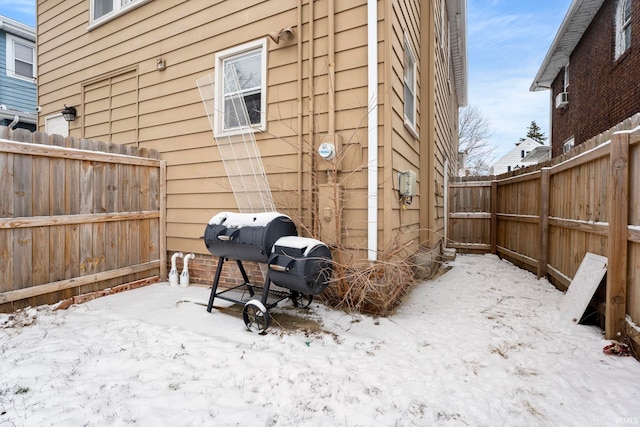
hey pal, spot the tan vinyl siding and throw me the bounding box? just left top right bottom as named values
left=432, top=0, right=460, bottom=245
left=383, top=0, right=422, bottom=252
left=37, top=0, right=460, bottom=260
left=82, top=68, right=139, bottom=145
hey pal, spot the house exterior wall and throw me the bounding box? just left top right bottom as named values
left=490, top=138, right=543, bottom=175
left=36, top=0, right=462, bottom=281
left=0, top=22, right=37, bottom=129
left=381, top=0, right=422, bottom=255
left=550, top=0, right=640, bottom=156
left=432, top=0, right=459, bottom=247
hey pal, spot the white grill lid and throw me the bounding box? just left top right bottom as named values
left=272, top=236, right=326, bottom=257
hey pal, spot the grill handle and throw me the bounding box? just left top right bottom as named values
left=269, top=264, right=289, bottom=272
left=216, top=229, right=240, bottom=241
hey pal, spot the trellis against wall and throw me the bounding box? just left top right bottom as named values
left=0, top=127, right=166, bottom=310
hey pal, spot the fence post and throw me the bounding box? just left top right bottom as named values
left=538, top=168, right=550, bottom=278
left=160, top=160, right=168, bottom=280
left=490, top=181, right=497, bottom=254
left=606, top=132, right=629, bottom=340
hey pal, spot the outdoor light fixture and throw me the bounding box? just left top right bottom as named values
left=268, top=27, right=294, bottom=44
left=61, top=105, right=77, bottom=122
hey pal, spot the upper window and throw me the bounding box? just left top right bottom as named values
left=214, top=39, right=267, bottom=137
left=563, top=137, right=575, bottom=154
left=615, top=0, right=633, bottom=59
left=6, top=34, right=36, bottom=81
left=403, top=34, right=418, bottom=136
left=90, top=0, right=148, bottom=26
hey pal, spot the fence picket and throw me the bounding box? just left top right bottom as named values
left=450, top=126, right=640, bottom=341
left=0, top=126, right=165, bottom=309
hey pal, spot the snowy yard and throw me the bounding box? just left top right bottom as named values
left=1, top=254, right=639, bottom=426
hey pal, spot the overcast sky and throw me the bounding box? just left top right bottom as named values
left=2, top=0, right=573, bottom=159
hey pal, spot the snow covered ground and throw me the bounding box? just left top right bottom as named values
left=1, top=254, right=639, bottom=426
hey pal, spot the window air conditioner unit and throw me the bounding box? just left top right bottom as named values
left=555, top=92, right=569, bottom=108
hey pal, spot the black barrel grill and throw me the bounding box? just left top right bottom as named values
left=204, top=211, right=333, bottom=333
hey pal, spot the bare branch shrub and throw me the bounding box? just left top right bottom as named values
left=266, top=87, right=435, bottom=316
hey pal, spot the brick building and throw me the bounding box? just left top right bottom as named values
left=531, top=0, right=640, bottom=157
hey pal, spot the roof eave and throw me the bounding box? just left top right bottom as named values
left=447, top=0, right=468, bottom=107
left=530, top=0, right=605, bottom=92
left=0, top=15, right=36, bottom=42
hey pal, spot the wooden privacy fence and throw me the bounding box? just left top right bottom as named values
left=0, top=127, right=166, bottom=310
left=449, top=126, right=640, bottom=341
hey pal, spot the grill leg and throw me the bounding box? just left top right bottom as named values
left=236, top=259, right=250, bottom=284
left=261, top=272, right=272, bottom=307
left=236, top=260, right=255, bottom=297
left=207, top=256, right=225, bottom=313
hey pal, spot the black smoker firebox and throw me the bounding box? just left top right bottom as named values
left=203, top=211, right=333, bottom=333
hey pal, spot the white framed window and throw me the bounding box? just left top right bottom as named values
left=5, top=34, right=36, bottom=81
left=615, top=0, right=633, bottom=59
left=563, top=137, right=575, bottom=154
left=214, top=39, right=267, bottom=137
left=563, top=61, right=570, bottom=92
left=403, top=33, right=418, bottom=137
left=90, top=0, right=150, bottom=27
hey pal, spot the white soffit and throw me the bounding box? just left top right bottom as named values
left=0, top=15, right=35, bottom=41
left=446, top=0, right=468, bottom=107
left=530, top=0, right=605, bottom=92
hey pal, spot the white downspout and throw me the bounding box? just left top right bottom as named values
left=169, top=252, right=183, bottom=286
left=8, top=115, right=19, bottom=129
left=180, top=253, right=195, bottom=287
left=367, top=0, right=379, bottom=262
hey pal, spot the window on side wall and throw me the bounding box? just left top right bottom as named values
left=91, top=0, right=146, bottom=26
left=403, top=33, right=418, bottom=137
left=214, top=39, right=267, bottom=137
left=563, top=137, right=575, bottom=154
left=615, top=0, right=633, bottom=59
left=6, top=34, right=36, bottom=81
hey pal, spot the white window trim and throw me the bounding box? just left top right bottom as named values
left=615, top=0, right=632, bottom=59
left=563, top=136, right=575, bottom=154
left=5, top=33, right=36, bottom=82
left=214, top=39, right=268, bottom=138
left=439, top=0, right=446, bottom=50
left=403, top=33, right=418, bottom=138
left=88, top=0, right=153, bottom=30
left=563, top=60, right=570, bottom=92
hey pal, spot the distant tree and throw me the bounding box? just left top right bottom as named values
left=458, top=105, right=495, bottom=176
left=526, top=120, right=547, bottom=143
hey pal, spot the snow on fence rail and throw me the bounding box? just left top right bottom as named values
left=0, top=127, right=167, bottom=310
left=449, top=126, right=640, bottom=344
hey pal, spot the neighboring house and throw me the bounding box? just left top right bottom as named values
left=490, top=138, right=545, bottom=175
left=521, top=145, right=551, bottom=164
left=35, top=0, right=467, bottom=283
left=0, top=16, right=36, bottom=131
left=531, top=0, right=640, bottom=157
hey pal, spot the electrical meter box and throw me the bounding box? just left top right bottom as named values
left=398, top=170, right=417, bottom=197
